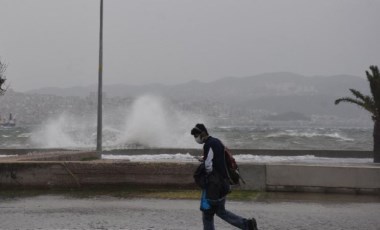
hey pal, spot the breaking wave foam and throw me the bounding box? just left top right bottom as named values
left=265, top=130, right=354, bottom=141
left=101, top=153, right=372, bottom=164
left=29, top=95, right=206, bottom=149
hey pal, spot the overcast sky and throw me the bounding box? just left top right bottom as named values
left=0, top=0, right=379, bottom=92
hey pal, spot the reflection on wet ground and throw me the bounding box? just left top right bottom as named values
left=0, top=193, right=379, bottom=230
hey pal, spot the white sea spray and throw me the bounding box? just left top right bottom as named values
left=115, top=94, right=206, bottom=148
left=101, top=153, right=372, bottom=164
left=28, top=95, right=206, bottom=149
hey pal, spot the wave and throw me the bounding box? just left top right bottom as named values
left=101, top=153, right=372, bottom=164
left=265, top=130, right=354, bottom=141
left=17, top=133, right=32, bottom=138
left=234, top=154, right=368, bottom=163
left=28, top=95, right=205, bottom=149
left=0, top=154, right=18, bottom=158
left=102, top=153, right=196, bottom=162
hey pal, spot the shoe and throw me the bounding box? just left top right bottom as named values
left=247, top=218, right=258, bottom=230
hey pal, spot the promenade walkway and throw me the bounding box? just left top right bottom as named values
left=0, top=193, right=379, bottom=229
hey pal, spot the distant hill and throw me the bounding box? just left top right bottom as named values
left=27, top=72, right=368, bottom=99
left=22, top=72, right=371, bottom=121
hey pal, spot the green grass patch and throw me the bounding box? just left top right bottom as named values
left=0, top=186, right=261, bottom=201
left=79, top=157, right=100, bottom=161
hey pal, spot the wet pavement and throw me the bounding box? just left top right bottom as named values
left=0, top=193, right=379, bottom=230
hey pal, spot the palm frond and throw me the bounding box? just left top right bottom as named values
left=0, top=61, right=6, bottom=79
left=366, top=66, right=380, bottom=106
left=335, top=97, right=377, bottom=115
left=335, top=97, right=364, bottom=106
left=0, top=60, right=7, bottom=95
left=348, top=88, right=376, bottom=110
left=370, top=65, right=380, bottom=78
left=349, top=89, right=368, bottom=101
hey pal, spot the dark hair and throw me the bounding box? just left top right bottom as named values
left=191, top=123, right=208, bottom=136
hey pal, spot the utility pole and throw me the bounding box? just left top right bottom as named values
left=96, top=0, right=103, bottom=154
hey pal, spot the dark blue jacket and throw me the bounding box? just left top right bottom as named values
left=203, top=136, right=228, bottom=179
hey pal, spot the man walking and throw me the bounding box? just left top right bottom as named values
left=191, top=123, right=258, bottom=230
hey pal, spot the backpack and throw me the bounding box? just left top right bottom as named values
left=193, top=163, right=207, bottom=189
left=223, top=146, right=245, bottom=185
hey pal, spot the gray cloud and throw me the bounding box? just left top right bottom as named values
left=0, top=0, right=379, bottom=91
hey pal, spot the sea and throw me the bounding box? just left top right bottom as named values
left=0, top=123, right=372, bottom=151
left=0, top=123, right=375, bottom=163
left=1, top=91, right=374, bottom=163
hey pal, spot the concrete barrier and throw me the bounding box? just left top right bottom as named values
left=239, top=163, right=266, bottom=191
left=266, top=163, right=380, bottom=194
left=0, top=151, right=100, bottom=162
left=0, top=161, right=197, bottom=188
left=0, top=149, right=379, bottom=194
left=1, top=160, right=379, bottom=194
left=0, top=148, right=78, bottom=156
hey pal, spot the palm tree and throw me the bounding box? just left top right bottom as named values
left=0, top=59, right=6, bottom=95
left=335, top=65, right=380, bottom=163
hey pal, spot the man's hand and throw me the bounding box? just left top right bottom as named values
left=195, top=155, right=204, bottom=162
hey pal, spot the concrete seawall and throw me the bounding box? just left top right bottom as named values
left=0, top=150, right=379, bottom=194
left=0, top=161, right=196, bottom=188
left=264, top=163, right=380, bottom=194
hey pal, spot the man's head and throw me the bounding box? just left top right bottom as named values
left=191, top=123, right=209, bottom=144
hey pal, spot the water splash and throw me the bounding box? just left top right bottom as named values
left=115, top=95, right=206, bottom=148
left=30, top=113, right=91, bottom=148
left=29, top=95, right=206, bottom=149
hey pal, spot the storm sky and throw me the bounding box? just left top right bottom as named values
left=0, top=0, right=379, bottom=92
